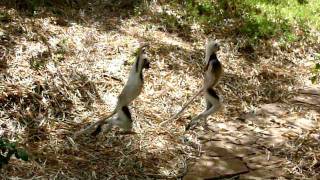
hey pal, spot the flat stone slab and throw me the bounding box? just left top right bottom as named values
left=286, top=117, right=319, bottom=130
left=243, top=154, right=285, bottom=170
left=203, top=141, right=257, bottom=158
left=199, top=132, right=258, bottom=146
left=183, top=156, right=249, bottom=180
left=239, top=168, right=284, bottom=179
left=184, top=86, right=320, bottom=179
left=293, top=94, right=320, bottom=106
left=298, top=87, right=320, bottom=95
left=258, top=103, right=288, bottom=116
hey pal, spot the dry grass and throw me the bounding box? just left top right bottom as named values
left=0, top=1, right=319, bottom=179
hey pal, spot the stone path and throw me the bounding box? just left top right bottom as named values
left=184, top=86, right=320, bottom=179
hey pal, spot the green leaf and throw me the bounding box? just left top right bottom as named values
left=310, top=76, right=317, bottom=84
left=315, top=63, right=320, bottom=70
left=15, top=149, right=29, bottom=161
left=0, top=139, right=4, bottom=147
left=7, top=142, right=16, bottom=149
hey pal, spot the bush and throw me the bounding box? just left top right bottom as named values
left=0, top=138, right=28, bottom=168
left=137, top=0, right=319, bottom=42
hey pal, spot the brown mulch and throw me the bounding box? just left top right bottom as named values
left=0, top=2, right=319, bottom=179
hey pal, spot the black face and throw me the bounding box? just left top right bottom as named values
left=143, top=59, right=150, bottom=69
left=212, top=43, right=220, bottom=52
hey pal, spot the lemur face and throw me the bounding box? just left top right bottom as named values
left=143, top=58, right=150, bottom=69
left=139, top=49, right=150, bottom=70
left=211, top=42, right=220, bottom=52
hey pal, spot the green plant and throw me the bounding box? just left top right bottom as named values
left=54, top=38, right=69, bottom=62
left=0, top=137, right=28, bottom=168
left=0, top=12, right=11, bottom=23
left=29, top=56, right=47, bottom=70
left=310, top=53, right=320, bottom=84
left=159, top=12, right=181, bottom=32
left=241, top=15, right=274, bottom=39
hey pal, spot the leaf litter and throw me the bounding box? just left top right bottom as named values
left=0, top=2, right=320, bottom=179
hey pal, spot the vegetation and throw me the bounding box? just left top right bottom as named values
left=139, top=0, right=320, bottom=42
left=5, top=0, right=320, bottom=41
left=0, top=138, right=28, bottom=168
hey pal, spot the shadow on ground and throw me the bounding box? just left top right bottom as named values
left=184, top=87, right=320, bottom=179
left=0, top=1, right=319, bottom=179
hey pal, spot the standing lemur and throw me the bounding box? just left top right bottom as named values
left=74, top=45, right=150, bottom=138
left=160, top=40, right=223, bottom=130
left=74, top=40, right=223, bottom=139
left=186, top=40, right=223, bottom=130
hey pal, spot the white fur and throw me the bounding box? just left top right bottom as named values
left=74, top=46, right=148, bottom=138
left=186, top=91, right=222, bottom=130
left=116, top=52, right=146, bottom=108
left=104, top=109, right=133, bottom=132
left=204, top=40, right=220, bottom=64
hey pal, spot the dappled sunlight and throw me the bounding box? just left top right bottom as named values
left=1, top=0, right=320, bottom=179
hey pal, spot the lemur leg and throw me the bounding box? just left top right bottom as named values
left=186, top=88, right=221, bottom=131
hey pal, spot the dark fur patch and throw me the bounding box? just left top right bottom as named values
left=205, top=53, right=221, bottom=72
left=206, top=100, right=213, bottom=110
left=91, top=125, right=102, bottom=136
left=209, top=53, right=217, bottom=61
left=185, top=124, right=192, bottom=131
left=139, top=72, right=143, bottom=81
left=137, top=59, right=149, bottom=81
left=121, top=106, right=132, bottom=119
left=143, top=59, right=150, bottom=69
left=135, top=56, right=140, bottom=72
left=207, top=88, right=219, bottom=100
